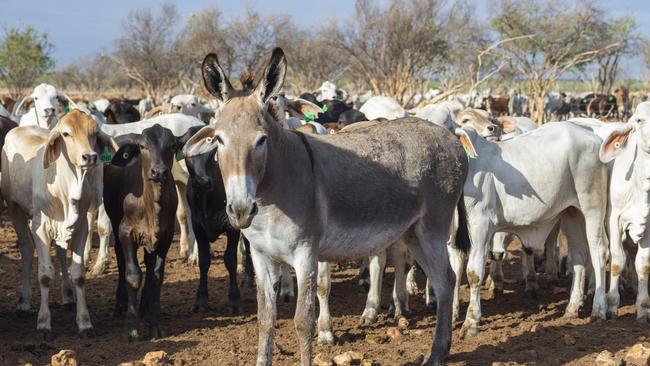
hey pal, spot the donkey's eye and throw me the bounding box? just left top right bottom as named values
left=215, top=135, right=225, bottom=145
left=461, top=119, right=469, bottom=124
left=255, top=135, right=267, bottom=148
left=62, top=132, right=70, bottom=137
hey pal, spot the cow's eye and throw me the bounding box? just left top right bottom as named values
left=62, top=132, right=70, bottom=137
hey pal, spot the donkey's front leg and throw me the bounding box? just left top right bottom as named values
left=251, top=247, right=281, bottom=366
left=292, top=249, right=317, bottom=366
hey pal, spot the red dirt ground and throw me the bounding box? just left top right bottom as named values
left=0, top=216, right=647, bottom=366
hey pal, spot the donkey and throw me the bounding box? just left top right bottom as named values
left=183, top=48, right=471, bottom=366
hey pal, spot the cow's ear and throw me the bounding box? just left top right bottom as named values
left=254, top=48, right=286, bottom=104
left=286, top=98, right=323, bottom=118
left=600, top=124, right=633, bottom=163
left=111, top=144, right=140, bottom=167
left=454, top=128, right=478, bottom=159
left=43, top=130, right=62, bottom=169
left=202, top=53, right=234, bottom=102
left=182, top=126, right=218, bottom=157
left=177, top=126, right=204, bottom=151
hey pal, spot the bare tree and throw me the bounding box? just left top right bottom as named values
left=328, top=0, right=447, bottom=105
left=112, top=3, right=184, bottom=100
left=592, top=16, right=639, bottom=94
left=491, top=0, right=617, bottom=123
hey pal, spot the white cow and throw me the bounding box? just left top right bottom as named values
left=458, top=122, right=610, bottom=338
left=169, top=95, right=214, bottom=120
left=14, top=83, right=62, bottom=128
left=93, top=99, right=110, bottom=114
left=359, top=96, right=406, bottom=121
left=2, top=110, right=116, bottom=336
left=584, top=102, right=650, bottom=321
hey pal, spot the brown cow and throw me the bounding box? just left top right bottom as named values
left=612, top=85, right=630, bottom=119
left=486, top=94, right=510, bottom=117
left=104, top=124, right=196, bottom=340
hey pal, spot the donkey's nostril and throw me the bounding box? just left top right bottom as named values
left=250, top=202, right=258, bottom=216
left=226, top=203, right=234, bottom=216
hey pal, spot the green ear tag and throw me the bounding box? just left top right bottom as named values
left=304, top=111, right=315, bottom=122
left=101, top=146, right=113, bottom=164
left=175, top=151, right=184, bottom=161
left=321, top=104, right=328, bottom=113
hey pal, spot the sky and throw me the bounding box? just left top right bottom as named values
left=0, top=0, right=648, bottom=76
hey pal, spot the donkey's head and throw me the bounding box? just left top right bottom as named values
left=184, top=48, right=286, bottom=229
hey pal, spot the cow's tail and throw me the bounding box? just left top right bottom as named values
left=454, top=192, right=471, bottom=255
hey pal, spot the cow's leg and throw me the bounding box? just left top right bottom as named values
left=544, top=224, right=560, bottom=283
left=114, top=234, right=127, bottom=316
left=521, top=247, right=538, bottom=298
left=583, top=213, right=608, bottom=321
left=291, top=249, right=317, bottom=366
left=460, top=219, right=491, bottom=338
left=70, top=220, right=93, bottom=336
left=175, top=182, right=197, bottom=264
left=143, top=236, right=170, bottom=340
left=279, top=263, right=295, bottom=302
left=634, top=243, right=650, bottom=322
left=388, top=240, right=409, bottom=320
left=361, top=250, right=386, bottom=325
left=83, top=210, right=96, bottom=268
left=357, top=257, right=370, bottom=288
left=120, top=234, right=142, bottom=341
left=406, top=264, right=419, bottom=296
left=606, top=213, right=625, bottom=319
left=33, top=222, right=54, bottom=337
left=316, top=261, right=334, bottom=345
left=192, top=224, right=211, bottom=313
left=562, top=214, right=588, bottom=318
left=241, top=237, right=254, bottom=288
left=251, top=247, right=280, bottom=366
left=408, top=221, right=454, bottom=365
left=12, top=208, right=34, bottom=313
left=489, top=232, right=507, bottom=297
left=55, top=245, right=75, bottom=310
left=91, top=203, right=112, bottom=275
left=224, top=229, right=241, bottom=314
left=447, top=245, right=464, bottom=322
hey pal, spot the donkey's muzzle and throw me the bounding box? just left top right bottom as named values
left=226, top=199, right=258, bottom=229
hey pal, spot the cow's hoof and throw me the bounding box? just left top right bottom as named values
left=317, top=331, right=335, bottom=346
left=79, top=327, right=95, bottom=338
left=149, top=326, right=164, bottom=340
left=229, top=304, right=242, bottom=315
left=91, top=262, right=107, bottom=276
left=606, top=310, right=618, bottom=320
left=192, top=299, right=209, bottom=313
left=590, top=310, right=606, bottom=322
left=38, top=329, right=52, bottom=341
left=360, top=309, right=378, bottom=326
left=459, top=322, right=478, bottom=339
left=127, top=329, right=140, bottom=342
left=63, top=302, right=76, bottom=312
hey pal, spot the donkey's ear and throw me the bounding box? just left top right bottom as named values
left=255, top=47, right=287, bottom=104
left=202, top=53, right=234, bottom=101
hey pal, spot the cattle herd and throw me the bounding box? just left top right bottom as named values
left=1, top=47, right=650, bottom=366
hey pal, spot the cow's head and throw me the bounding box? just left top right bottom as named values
left=455, top=108, right=502, bottom=141
left=183, top=48, right=286, bottom=229
left=43, top=109, right=117, bottom=170
left=111, top=124, right=198, bottom=182
left=600, top=102, right=650, bottom=163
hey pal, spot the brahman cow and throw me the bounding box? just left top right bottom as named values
left=2, top=110, right=116, bottom=337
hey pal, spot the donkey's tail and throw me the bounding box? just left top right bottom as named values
left=455, top=192, right=471, bottom=255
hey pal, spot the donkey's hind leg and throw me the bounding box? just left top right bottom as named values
left=405, top=223, right=454, bottom=366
